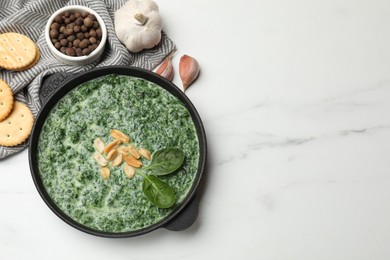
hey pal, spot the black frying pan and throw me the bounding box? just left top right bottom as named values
left=28, top=66, right=207, bottom=238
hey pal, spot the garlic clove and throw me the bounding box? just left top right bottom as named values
left=156, top=55, right=174, bottom=81
left=179, top=55, right=200, bottom=91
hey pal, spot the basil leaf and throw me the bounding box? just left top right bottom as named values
left=143, top=148, right=185, bottom=176
left=142, top=175, right=175, bottom=208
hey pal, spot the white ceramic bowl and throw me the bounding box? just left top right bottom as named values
left=45, top=5, right=107, bottom=66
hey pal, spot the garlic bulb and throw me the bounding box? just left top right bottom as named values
left=115, top=0, right=163, bottom=53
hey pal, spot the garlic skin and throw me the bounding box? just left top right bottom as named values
left=156, top=56, right=174, bottom=81
left=179, top=55, right=200, bottom=91
left=115, top=0, right=163, bottom=53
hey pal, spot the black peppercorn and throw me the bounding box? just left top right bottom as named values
left=81, top=25, right=87, bottom=32
left=54, top=42, right=61, bottom=49
left=75, top=17, right=83, bottom=26
left=89, top=37, right=96, bottom=44
left=50, top=22, right=60, bottom=30
left=60, top=38, right=68, bottom=47
left=66, top=23, right=74, bottom=30
left=67, top=35, right=76, bottom=42
left=64, top=28, right=73, bottom=37
left=49, top=29, right=59, bottom=39
left=74, top=25, right=81, bottom=33
left=65, top=47, right=76, bottom=56
left=82, top=47, right=91, bottom=55
left=76, top=48, right=83, bottom=56
left=96, top=28, right=102, bottom=39
left=76, top=32, right=84, bottom=40
left=83, top=17, right=93, bottom=28
left=89, top=29, right=96, bottom=37
left=73, top=39, right=81, bottom=48
left=91, top=43, right=98, bottom=51
left=79, top=39, right=89, bottom=49
left=54, top=15, right=63, bottom=23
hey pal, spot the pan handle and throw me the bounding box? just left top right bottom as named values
left=40, top=72, right=74, bottom=105
left=163, top=195, right=199, bottom=231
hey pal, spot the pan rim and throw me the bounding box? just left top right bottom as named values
left=28, top=66, right=207, bottom=238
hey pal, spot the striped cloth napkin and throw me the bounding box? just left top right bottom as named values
left=0, top=0, right=175, bottom=159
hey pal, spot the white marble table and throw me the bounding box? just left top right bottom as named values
left=2, top=0, right=390, bottom=259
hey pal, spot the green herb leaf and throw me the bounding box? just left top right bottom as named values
left=142, top=148, right=185, bottom=176
left=142, top=174, right=175, bottom=208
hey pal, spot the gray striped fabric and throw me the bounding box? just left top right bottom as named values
left=0, top=0, right=175, bottom=159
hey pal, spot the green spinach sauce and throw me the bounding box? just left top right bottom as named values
left=37, top=75, right=199, bottom=232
